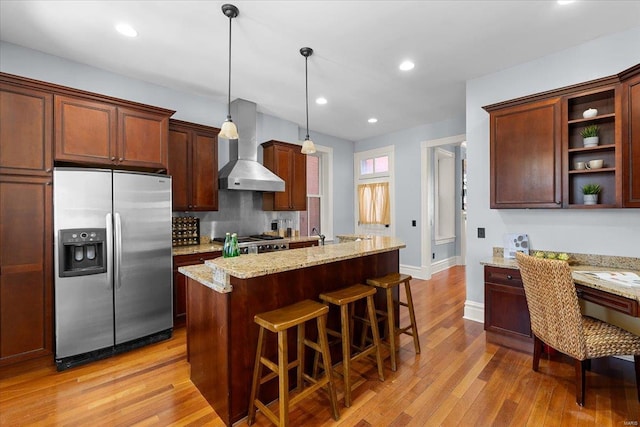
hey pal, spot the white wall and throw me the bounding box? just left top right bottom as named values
left=465, top=27, right=640, bottom=316
left=0, top=41, right=356, bottom=236
left=355, top=116, right=466, bottom=269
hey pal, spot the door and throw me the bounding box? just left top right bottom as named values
left=113, top=171, right=172, bottom=344
left=53, top=168, right=114, bottom=359
left=354, top=147, right=394, bottom=237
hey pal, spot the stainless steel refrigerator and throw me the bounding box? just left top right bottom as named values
left=53, top=167, right=173, bottom=370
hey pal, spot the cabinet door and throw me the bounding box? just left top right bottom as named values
left=490, top=98, right=562, bottom=208
left=117, top=107, right=169, bottom=170
left=290, top=148, right=307, bottom=210
left=191, top=131, right=218, bottom=211
left=0, top=175, right=53, bottom=365
left=273, top=145, right=293, bottom=210
left=54, top=95, right=116, bottom=165
left=623, top=73, right=640, bottom=207
left=0, top=83, right=52, bottom=176
left=173, top=252, right=221, bottom=327
left=168, top=127, right=191, bottom=211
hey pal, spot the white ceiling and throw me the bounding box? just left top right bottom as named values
left=1, top=1, right=639, bottom=142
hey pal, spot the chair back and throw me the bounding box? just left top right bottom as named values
left=515, top=252, right=587, bottom=359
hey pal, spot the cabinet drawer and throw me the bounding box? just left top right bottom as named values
left=484, top=266, right=522, bottom=287
left=173, top=251, right=221, bottom=267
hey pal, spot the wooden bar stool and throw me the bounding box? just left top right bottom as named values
left=315, top=284, right=385, bottom=407
left=366, top=273, right=420, bottom=371
left=247, top=299, right=339, bottom=427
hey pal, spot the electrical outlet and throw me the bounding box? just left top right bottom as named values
left=412, top=220, right=416, bottom=227
left=432, top=253, right=435, bottom=259
left=477, top=227, right=485, bottom=238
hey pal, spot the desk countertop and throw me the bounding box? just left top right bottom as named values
left=481, top=257, right=640, bottom=302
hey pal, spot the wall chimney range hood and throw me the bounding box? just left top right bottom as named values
left=218, top=99, right=285, bottom=192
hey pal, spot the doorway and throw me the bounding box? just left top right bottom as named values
left=420, top=134, right=466, bottom=279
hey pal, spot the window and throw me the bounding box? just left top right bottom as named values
left=434, top=148, right=455, bottom=244
left=357, top=182, right=390, bottom=225
left=354, top=146, right=394, bottom=237
left=359, top=155, right=389, bottom=177
left=300, top=145, right=333, bottom=239
left=300, top=154, right=321, bottom=236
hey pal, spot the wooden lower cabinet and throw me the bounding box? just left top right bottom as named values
left=484, top=266, right=533, bottom=353
left=172, top=251, right=221, bottom=327
left=0, top=175, right=53, bottom=365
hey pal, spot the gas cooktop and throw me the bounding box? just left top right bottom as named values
left=212, top=234, right=288, bottom=254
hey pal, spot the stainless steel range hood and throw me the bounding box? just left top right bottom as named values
left=218, top=99, right=285, bottom=192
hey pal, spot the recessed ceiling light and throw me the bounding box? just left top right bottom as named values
left=315, top=97, right=327, bottom=105
left=115, top=23, right=138, bottom=38
left=399, top=60, right=415, bottom=71
left=368, top=118, right=378, bottom=124
left=557, top=0, right=576, bottom=5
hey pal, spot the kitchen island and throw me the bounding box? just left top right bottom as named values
left=179, top=236, right=405, bottom=426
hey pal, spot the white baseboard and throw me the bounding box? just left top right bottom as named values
left=431, top=256, right=457, bottom=274
left=400, top=264, right=426, bottom=280
left=463, top=300, right=484, bottom=324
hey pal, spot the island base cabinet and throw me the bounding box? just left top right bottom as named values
left=186, top=250, right=400, bottom=426
left=484, top=266, right=533, bottom=353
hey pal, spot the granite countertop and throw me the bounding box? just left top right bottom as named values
left=481, top=256, right=640, bottom=302
left=172, top=236, right=321, bottom=256
left=179, top=236, right=405, bottom=292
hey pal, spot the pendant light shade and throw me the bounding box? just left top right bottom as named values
left=300, top=47, right=316, bottom=154
left=219, top=4, right=239, bottom=140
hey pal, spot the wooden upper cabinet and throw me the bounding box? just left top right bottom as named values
left=0, top=82, right=52, bottom=176
left=55, top=95, right=171, bottom=170
left=262, top=140, right=307, bottom=211
left=0, top=175, right=53, bottom=365
left=55, top=95, right=116, bottom=164
left=168, top=120, right=218, bottom=211
left=621, top=67, right=640, bottom=207
left=117, top=106, right=169, bottom=170
left=488, top=97, right=562, bottom=208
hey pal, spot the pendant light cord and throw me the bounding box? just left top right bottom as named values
left=305, top=55, right=309, bottom=139
left=227, top=14, right=232, bottom=119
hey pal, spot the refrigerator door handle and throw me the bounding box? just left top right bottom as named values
left=114, top=212, right=123, bottom=289
left=106, top=213, right=114, bottom=289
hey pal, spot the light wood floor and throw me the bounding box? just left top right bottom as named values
left=1, top=266, right=638, bottom=426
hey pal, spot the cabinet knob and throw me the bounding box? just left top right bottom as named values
left=111, top=156, right=117, bottom=161
left=576, top=289, right=583, bottom=298
left=45, top=168, right=52, bottom=173
left=119, top=157, right=124, bottom=162
left=199, top=258, right=204, bottom=262
left=506, top=275, right=513, bottom=280
left=46, top=181, right=52, bottom=186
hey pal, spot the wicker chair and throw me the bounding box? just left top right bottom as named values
left=515, top=252, right=640, bottom=406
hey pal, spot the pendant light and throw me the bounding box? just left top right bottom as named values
left=219, top=4, right=239, bottom=140
left=300, top=47, right=317, bottom=154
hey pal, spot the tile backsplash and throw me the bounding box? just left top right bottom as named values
left=173, top=190, right=298, bottom=240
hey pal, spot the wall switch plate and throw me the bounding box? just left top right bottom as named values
left=478, top=227, right=485, bottom=238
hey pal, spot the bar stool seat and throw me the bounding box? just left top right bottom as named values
left=316, top=284, right=385, bottom=407
left=366, top=273, right=420, bottom=371
left=248, top=299, right=339, bottom=426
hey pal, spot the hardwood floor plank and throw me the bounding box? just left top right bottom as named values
left=1, top=266, right=639, bottom=427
